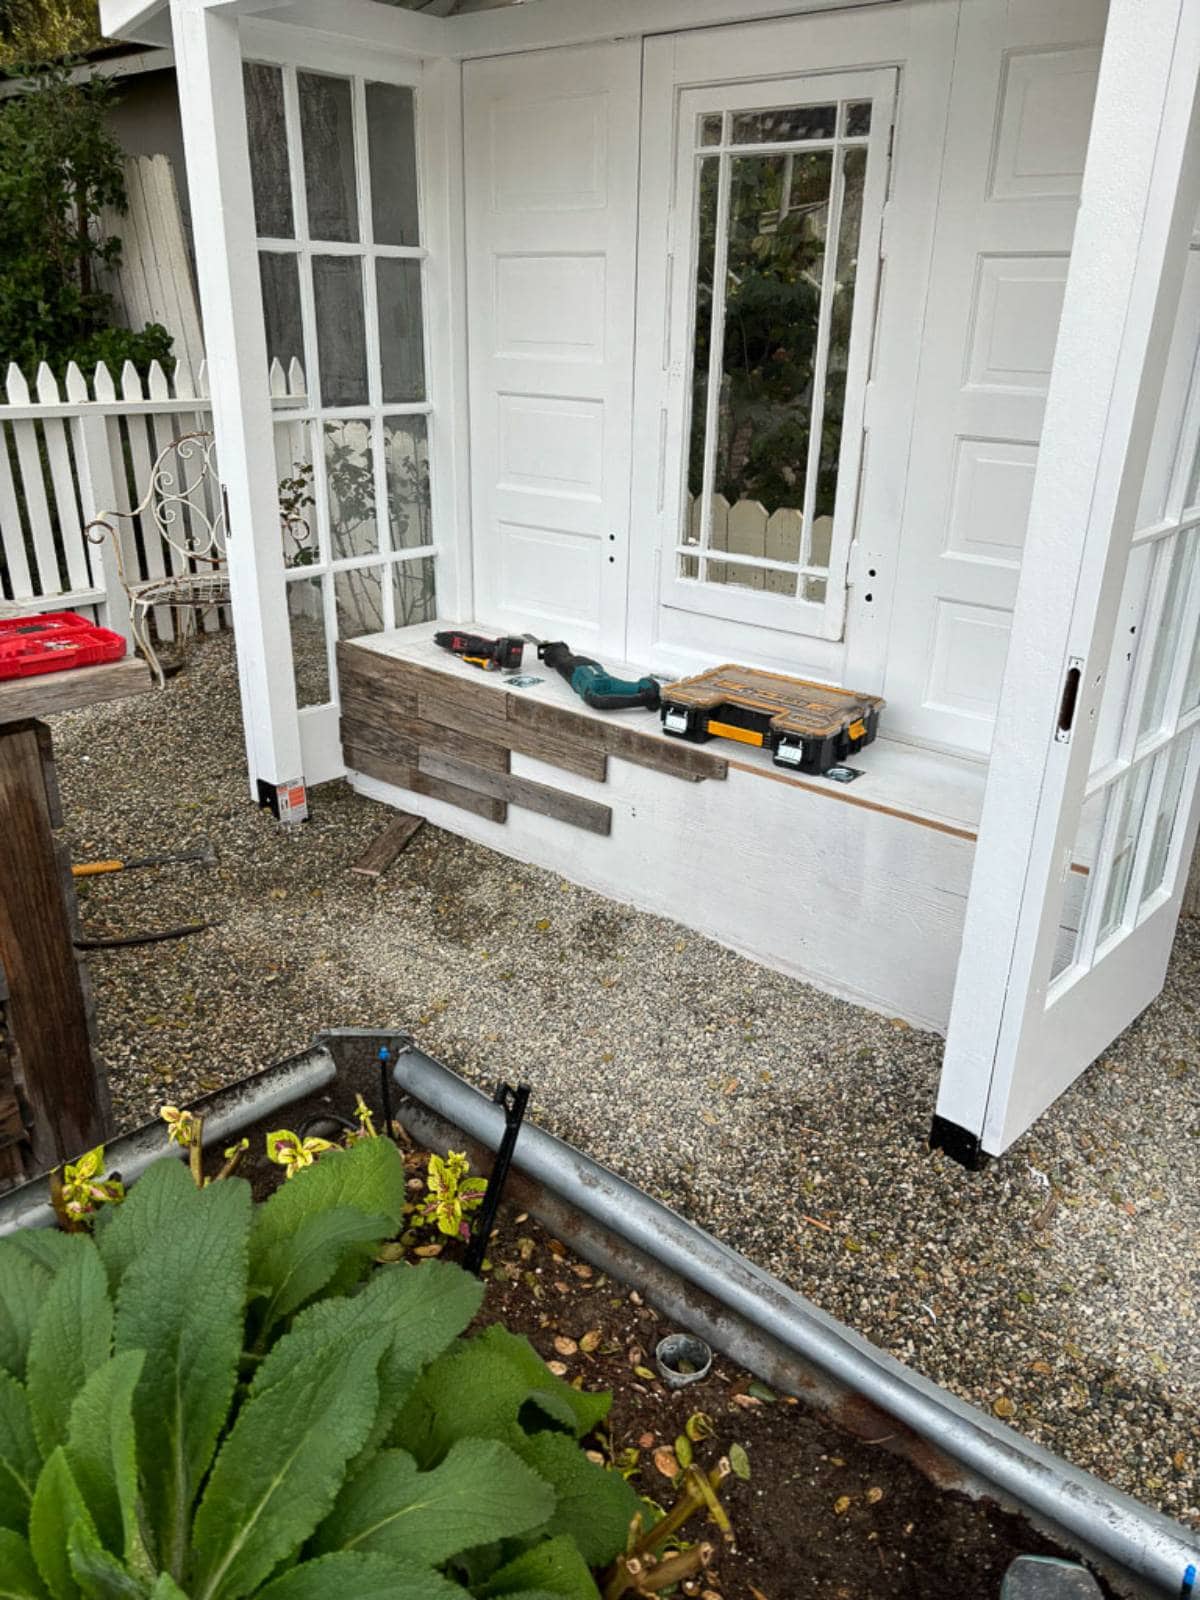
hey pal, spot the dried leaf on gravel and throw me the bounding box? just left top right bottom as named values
left=729, top=1442, right=751, bottom=1480
left=638, top=1432, right=656, bottom=1450
left=685, top=1412, right=714, bottom=1442
left=833, top=1494, right=851, bottom=1515
left=553, top=1336, right=578, bottom=1357
left=546, top=1360, right=569, bottom=1377
left=730, top=1393, right=761, bottom=1410
left=579, top=1329, right=602, bottom=1354
left=866, top=1487, right=883, bottom=1504
left=993, top=1397, right=1016, bottom=1419
left=653, top=1446, right=679, bottom=1479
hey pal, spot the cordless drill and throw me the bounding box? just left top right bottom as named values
left=434, top=630, right=525, bottom=672
left=534, top=640, right=661, bottom=712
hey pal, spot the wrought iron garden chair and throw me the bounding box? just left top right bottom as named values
left=85, top=431, right=229, bottom=687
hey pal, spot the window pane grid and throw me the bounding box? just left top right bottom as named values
left=681, top=92, right=879, bottom=618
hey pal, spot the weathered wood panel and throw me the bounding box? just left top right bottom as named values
left=505, top=693, right=726, bottom=781
left=344, top=742, right=507, bottom=823
left=418, top=750, right=612, bottom=836
left=417, top=690, right=608, bottom=782
left=0, top=657, right=151, bottom=726
left=350, top=812, right=424, bottom=877
left=0, top=722, right=107, bottom=1168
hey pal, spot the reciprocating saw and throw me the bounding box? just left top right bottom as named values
left=530, top=638, right=661, bottom=712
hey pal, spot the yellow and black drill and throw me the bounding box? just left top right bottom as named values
left=434, top=630, right=525, bottom=672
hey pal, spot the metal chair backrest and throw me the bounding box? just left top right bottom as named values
left=139, top=431, right=226, bottom=568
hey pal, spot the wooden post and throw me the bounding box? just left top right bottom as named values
left=0, top=722, right=108, bottom=1169
left=169, top=0, right=304, bottom=802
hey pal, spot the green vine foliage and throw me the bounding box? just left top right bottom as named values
left=0, top=62, right=173, bottom=376
left=0, top=0, right=101, bottom=69
left=0, top=1137, right=639, bottom=1598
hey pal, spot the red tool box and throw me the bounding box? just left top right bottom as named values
left=0, top=612, right=126, bottom=681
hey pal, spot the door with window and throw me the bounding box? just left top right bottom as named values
left=936, top=19, right=1200, bottom=1158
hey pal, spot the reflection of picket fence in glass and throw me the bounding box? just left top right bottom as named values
left=0, top=355, right=308, bottom=651
left=684, top=493, right=833, bottom=595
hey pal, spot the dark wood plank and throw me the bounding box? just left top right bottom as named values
left=340, top=717, right=418, bottom=770
left=370, top=654, right=506, bottom=712
left=350, top=811, right=425, bottom=877
left=418, top=750, right=612, bottom=836
left=354, top=707, right=511, bottom=773
left=336, top=643, right=418, bottom=716
left=0, top=656, right=151, bottom=726
left=345, top=744, right=507, bottom=823
left=418, top=690, right=608, bottom=782
left=505, top=692, right=727, bottom=781
left=0, top=724, right=108, bottom=1165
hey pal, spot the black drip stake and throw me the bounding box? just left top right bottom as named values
left=378, top=1046, right=396, bottom=1141
left=463, top=1081, right=530, bottom=1276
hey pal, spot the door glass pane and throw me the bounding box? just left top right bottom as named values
left=708, top=150, right=832, bottom=588
left=299, top=73, right=359, bottom=242
left=335, top=564, right=386, bottom=639
left=244, top=63, right=293, bottom=238
left=384, top=415, right=431, bottom=550
left=259, top=252, right=304, bottom=374
left=392, top=556, right=437, bottom=628
left=1138, top=528, right=1197, bottom=739
left=376, top=258, right=426, bottom=403
left=1051, top=787, right=1107, bottom=981
left=275, top=423, right=316, bottom=569
left=313, top=257, right=368, bottom=406
left=324, top=420, right=378, bottom=559
left=682, top=156, right=719, bottom=562
left=699, top=114, right=722, bottom=146
left=729, top=104, right=837, bottom=144
left=1141, top=734, right=1193, bottom=905
left=1183, top=604, right=1200, bottom=715
left=366, top=83, right=420, bottom=247
left=1098, top=761, right=1154, bottom=943
left=287, top=576, right=330, bottom=706
left=814, top=145, right=866, bottom=555
left=845, top=102, right=872, bottom=137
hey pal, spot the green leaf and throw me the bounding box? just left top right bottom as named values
left=0, top=1528, right=48, bottom=1599
left=95, top=1158, right=190, bottom=1296
left=314, top=1439, right=554, bottom=1564
left=65, top=1352, right=147, bottom=1571
left=0, top=1245, right=51, bottom=1379
left=254, top=1553, right=467, bottom=1600
left=0, top=1371, right=40, bottom=1534
left=188, top=1294, right=392, bottom=1600
left=65, top=1523, right=148, bottom=1600
left=28, top=1450, right=97, bottom=1600
left=474, top=1327, right=610, bottom=1438
left=26, top=1242, right=113, bottom=1458
left=5, top=1233, right=87, bottom=1276
left=479, top=1536, right=600, bottom=1600
left=729, top=1441, right=751, bottom=1480
left=112, top=1163, right=251, bottom=1577
left=255, top=1207, right=393, bottom=1329
left=249, top=1138, right=408, bottom=1293
left=515, top=1431, right=640, bottom=1568
left=147, top=1582, right=188, bottom=1600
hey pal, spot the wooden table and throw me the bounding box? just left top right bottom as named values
left=0, top=658, right=151, bottom=1186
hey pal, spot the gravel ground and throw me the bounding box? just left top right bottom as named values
left=49, top=633, right=1200, bottom=1529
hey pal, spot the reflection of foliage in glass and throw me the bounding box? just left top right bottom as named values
left=324, top=421, right=376, bottom=561
left=278, top=459, right=316, bottom=566
left=689, top=140, right=862, bottom=520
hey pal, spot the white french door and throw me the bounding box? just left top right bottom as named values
left=936, top=3, right=1200, bottom=1160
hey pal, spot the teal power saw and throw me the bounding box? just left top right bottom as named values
left=525, top=637, right=661, bottom=712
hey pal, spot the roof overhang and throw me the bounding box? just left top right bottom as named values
left=99, top=0, right=902, bottom=61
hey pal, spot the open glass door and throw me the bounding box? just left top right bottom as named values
left=935, top=8, right=1200, bottom=1161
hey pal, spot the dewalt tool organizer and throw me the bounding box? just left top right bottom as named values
left=659, top=663, right=884, bottom=775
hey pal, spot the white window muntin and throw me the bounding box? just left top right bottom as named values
left=246, top=51, right=434, bottom=709
left=662, top=70, right=894, bottom=644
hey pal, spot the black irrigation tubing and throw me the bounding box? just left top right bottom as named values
left=75, top=920, right=216, bottom=949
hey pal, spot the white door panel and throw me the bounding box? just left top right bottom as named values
left=936, top=0, right=1200, bottom=1160
left=464, top=45, right=639, bottom=654
left=882, top=0, right=1107, bottom=756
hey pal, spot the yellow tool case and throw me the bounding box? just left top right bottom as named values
left=659, top=663, right=884, bottom=775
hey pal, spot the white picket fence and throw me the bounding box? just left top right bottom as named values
left=0, top=354, right=306, bottom=645
left=685, top=493, right=833, bottom=591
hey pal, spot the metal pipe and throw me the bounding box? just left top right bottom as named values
left=0, top=1042, right=337, bottom=1236
left=392, top=1042, right=1200, bottom=1598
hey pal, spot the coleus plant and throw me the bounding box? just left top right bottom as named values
left=0, top=1136, right=640, bottom=1599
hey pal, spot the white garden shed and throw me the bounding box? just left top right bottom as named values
left=97, top=0, right=1200, bottom=1162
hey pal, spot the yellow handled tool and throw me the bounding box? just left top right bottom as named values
left=72, top=843, right=217, bottom=877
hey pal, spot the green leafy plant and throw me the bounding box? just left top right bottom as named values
left=0, top=63, right=172, bottom=375
left=0, top=1134, right=640, bottom=1597
left=417, top=1149, right=488, bottom=1241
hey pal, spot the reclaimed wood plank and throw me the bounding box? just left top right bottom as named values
left=0, top=724, right=108, bottom=1166
left=340, top=717, right=418, bottom=770
left=418, top=750, right=612, bottom=836
left=0, top=657, right=152, bottom=725
left=350, top=811, right=425, bottom=877
left=345, top=743, right=507, bottom=823
left=418, top=690, right=607, bottom=782
left=505, top=692, right=726, bottom=781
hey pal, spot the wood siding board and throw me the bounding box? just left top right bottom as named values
left=418, top=689, right=608, bottom=781
left=350, top=811, right=425, bottom=876
left=0, top=659, right=151, bottom=725
left=418, top=749, right=612, bottom=836
left=346, top=743, right=508, bottom=822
